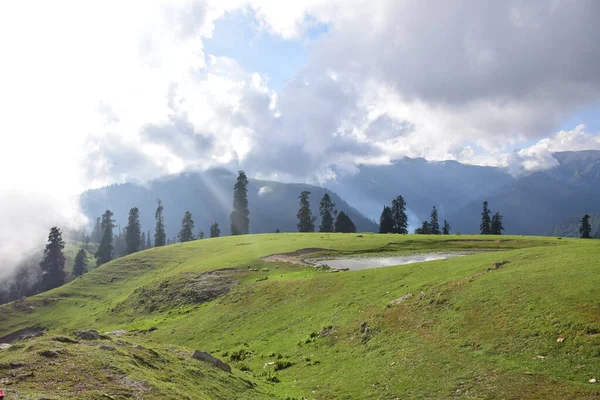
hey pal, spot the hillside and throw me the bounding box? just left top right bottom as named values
left=80, top=169, right=377, bottom=238
left=1, top=234, right=599, bottom=399
left=549, top=212, right=600, bottom=238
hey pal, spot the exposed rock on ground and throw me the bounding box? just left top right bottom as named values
left=191, top=350, right=232, bottom=373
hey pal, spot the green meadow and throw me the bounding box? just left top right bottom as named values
left=1, top=233, right=599, bottom=399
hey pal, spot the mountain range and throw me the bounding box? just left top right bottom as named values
left=80, top=150, right=600, bottom=237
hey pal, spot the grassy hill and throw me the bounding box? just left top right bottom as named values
left=1, top=234, right=599, bottom=399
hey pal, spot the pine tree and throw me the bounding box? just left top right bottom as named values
left=154, top=199, right=166, bottom=247
left=415, top=221, right=431, bottom=234
left=334, top=211, right=356, bottom=233
left=146, top=230, right=152, bottom=249
left=95, top=210, right=114, bottom=267
left=379, top=206, right=394, bottom=233
left=580, top=214, right=591, bottom=238
left=480, top=201, right=491, bottom=235
left=297, top=191, right=316, bottom=232
left=230, top=171, right=250, bottom=235
left=39, top=227, right=66, bottom=291
left=391, top=195, right=408, bottom=234
left=90, top=217, right=102, bottom=243
left=442, top=220, right=451, bottom=235
left=140, top=232, right=146, bottom=250
left=210, top=222, right=221, bottom=238
left=490, top=212, right=504, bottom=235
left=198, top=231, right=205, bottom=240
left=179, top=211, right=195, bottom=242
left=319, top=193, right=336, bottom=232
left=429, top=206, right=440, bottom=234
left=125, top=207, right=142, bottom=255
left=113, top=228, right=125, bottom=258
left=72, top=249, right=87, bottom=277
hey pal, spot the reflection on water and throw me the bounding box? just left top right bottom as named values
left=314, top=254, right=464, bottom=270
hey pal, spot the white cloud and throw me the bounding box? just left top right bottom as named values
left=258, top=186, right=273, bottom=196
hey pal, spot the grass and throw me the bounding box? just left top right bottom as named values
left=1, top=233, right=599, bottom=399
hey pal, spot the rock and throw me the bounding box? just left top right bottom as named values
left=106, top=330, right=127, bottom=337
left=536, top=355, right=546, bottom=359
left=524, top=371, right=533, bottom=375
left=195, top=370, right=204, bottom=377
left=590, top=378, right=597, bottom=383
left=38, top=350, right=59, bottom=358
left=100, top=345, right=116, bottom=351
left=0, top=343, right=12, bottom=350
left=488, top=261, right=510, bottom=271
left=557, top=337, right=565, bottom=343
left=389, top=293, right=414, bottom=306
left=191, top=350, right=232, bottom=373
left=74, top=330, right=101, bottom=340
left=52, top=337, right=79, bottom=344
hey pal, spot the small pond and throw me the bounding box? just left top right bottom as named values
left=314, top=253, right=465, bottom=271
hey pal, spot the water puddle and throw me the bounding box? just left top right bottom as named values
left=313, top=254, right=465, bottom=271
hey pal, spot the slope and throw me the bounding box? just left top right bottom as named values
left=1, top=234, right=599, bottom=399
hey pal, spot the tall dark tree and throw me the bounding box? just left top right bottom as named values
left=480, top=201, right=492, bottom=235
left=297, top=191, right=316, bottom=232
left=334, top=211, right=356, bottom=233
left=230, top=171, right=250, bottom=235
left=179, top=211, right=195, bottom=242
left=580, top=214, right=592, bottom=238
left=490, top=212, right=504, bottom=235
left=113, top=228, right=125, bottom=258
left=198, top=231, right=205, bottom=240
left=429, top=206, right=441, bottom=234
left=391, top=195, right=408, bottom=234
left=379, top=206, right=394, bottom=233
left=39, top=227, right=66, bottom=291
left=95, top=210, right=114, bottom=267
left=442, top=220, right=451, bottom=235
left=140, top=232, right=146, bottom=250
left=90, top=217, right=102, bottom=243
left=72, top=249, right=87, bottom=277
left=319, top=193, right=336, bottom=233
left=146, top=230, right=152, bottom=249
left=210, top=222, right=221, bottom=238
left=154, top=199, right=166, bottom=247
left=415, top=221, right=431, bottom=234
left=125, top=207, right=142, bottom=255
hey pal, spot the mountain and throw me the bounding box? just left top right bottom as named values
left=327, top=157, right=514, bottom=226
left=549, top=212, right=600, bottom=238
left=80, top=169, right=378, bottom=238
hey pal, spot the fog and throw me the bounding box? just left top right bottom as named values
left=0, top=190, right=86, bottom=280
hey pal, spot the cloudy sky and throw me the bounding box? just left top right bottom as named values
left=2, top=0, right=600, bottom=197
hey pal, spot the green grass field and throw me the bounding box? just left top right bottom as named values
left=1, top=233, right=599, bottom=399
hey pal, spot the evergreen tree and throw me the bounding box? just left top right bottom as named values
left=334, top=211, right=356, bottom=233
left=580, top=214, right=592, bottom=238
left=146, top=230, right=152, bottom=249
left=230, top=171, right=250, bottom=235
left=490, top=212, right=504, bottom=235
left=39, top=227, right=66, bottom=291
left=125, top=207, right=142, bottom=255
left=429, top=206, right=441, bottom=234
left=90, top=217, right=102, bottom=243
left=210, top=222, right=221, bottom=238
left=442, top=220, right=451, bottom=235
left=198, top=231, right=205, bottom=240
left=179, top=211, right=195, bottom=242
left=391, top=195, right=408, bottom=234
left=95, top=210, right=114, bottom=267
left=154, top=199, right=166, bottom=247
left=140, top=232, right=146, bottom=250
left=415, top=221, right=431, bottom=234
left=72, top=249, right=87, bottom=277
left=379, top=206, right=394, bottom=233
left=319, top=193, right=336, bottom=232
left=113, top=228, right=125, bottom=258
left=480, top=201, right=492, bottom=235
left=297, top=191, right=316, bottom=232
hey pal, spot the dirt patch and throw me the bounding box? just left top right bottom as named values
left=262, top=248, right=328, bottom=265
left=113, top=270, right=237, bottom=314
left=0, top=326, right=45, bottom=344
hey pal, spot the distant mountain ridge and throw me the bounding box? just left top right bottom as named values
left=80, top=169, right=378, bottom=238
left=80, top=150, right=600, bottom=237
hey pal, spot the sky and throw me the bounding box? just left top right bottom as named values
left=1, top=0, right=600, bottom=271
